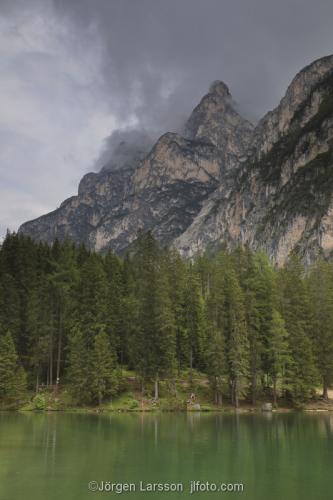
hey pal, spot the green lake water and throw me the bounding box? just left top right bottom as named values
left=1, top=412, right=333, bottom=500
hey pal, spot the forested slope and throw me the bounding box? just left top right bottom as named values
left=1, top=233, right=333, bottom=409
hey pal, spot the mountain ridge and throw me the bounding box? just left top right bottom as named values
left=19, top=55, right=333, bottom=265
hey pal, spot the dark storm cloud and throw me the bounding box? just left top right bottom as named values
left=94, top=128, right=154, bottom=171
left=53, top=0, right=333, bottom=129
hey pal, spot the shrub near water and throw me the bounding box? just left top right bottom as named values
left=32, top=394, right=47, bottom=411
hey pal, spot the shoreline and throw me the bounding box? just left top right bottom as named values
left=3, top=381, right=333, bottom=414
left=4, top=403, right=333, bottom=414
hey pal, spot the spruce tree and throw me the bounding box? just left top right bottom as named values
left=49, top=241, right=79, bottom=387
left=104, top=251, right=124, bottom=359
left=74, top=254, right=109, bottom=349
left=183, top=265, right=206, bottom=382
left=152, top=253, right=176, bottom=398
left=89, top=330, right=119, bottom=405
left=0, top=273, right=21, bottom=346
left=130, top=233, right=176, bottom=397
left=225, top=269, right=249, bottom=408
left=266, top=310, right=290, bottom=405
left=205, top=316, right=226, bottom=406
left=308, top=259, right=333, bottom=399
left=243, top=251, right=276, bottom=403
left=166, top=250, right=188, bottom=375
left=0, top=331, right=27, bottom=404
left=66, top=327, right=90, bottom=404
left=279, top=257, right=318, bottom=403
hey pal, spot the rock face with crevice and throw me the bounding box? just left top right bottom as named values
left=20, top=55, right=333, bottom=265
left=175, top=55, right=333, bottom=265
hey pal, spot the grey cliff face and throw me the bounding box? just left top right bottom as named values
left=19, top=55, right=333, bottom=265
left=174, top=55, right=333, bottom=265
left=184, top=80, right=254, bottom=170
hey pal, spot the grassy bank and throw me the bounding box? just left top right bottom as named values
left=3, top=371, right=332, bottom=413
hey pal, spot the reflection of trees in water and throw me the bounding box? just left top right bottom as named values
left=1, top=413, right=333, bottom=500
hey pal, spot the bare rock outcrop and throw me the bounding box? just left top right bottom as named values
left=20, top=55, right=333, bottom=265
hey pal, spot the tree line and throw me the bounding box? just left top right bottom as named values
left=0, top=232, right=333, bottom=408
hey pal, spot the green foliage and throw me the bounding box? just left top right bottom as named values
left=0, top=331, right=27, bottom=404
left=128, top=398, right=140, bottom=409
left=307, top=259, right=333, bottom=398
left=183, top=265, right=206, bottom=377
left=225, top=269, right=249, bottom=407
left=66, top=327, right=90, bottom=404
left=205, top=321, right=226, bottom=406
left=32, top=393, right=47, bottom=410
left=0, top=232, right=331, bottom=408
left=129, top=233, right=176, bottom=394
left=89, top=330, right=119, bottom=404
left=278, top=257, right=318, bottom=403
left=159, top=396, right=187, bottom=411
left=266, top=310, right=291, bottom=404
left=109, top=392, right=141, bottom=411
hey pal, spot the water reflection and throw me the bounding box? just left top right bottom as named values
left=0, top=412, right=333, bottom=500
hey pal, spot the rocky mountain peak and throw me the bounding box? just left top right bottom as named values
left=285, top=54, right=333, bottom=109
left=208, top=80, right=231, bottom=98
left=19, top=55, right=333, bottom=265
left=183, top=80, right=254, bottom=169
left=175, top=55, right=333, bottom=265
left=254, top=55, right=333, bottom=157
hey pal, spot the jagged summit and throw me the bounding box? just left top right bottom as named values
left=209, top=80, right=231, bottom=97
left=19, top=55, right=333, bottom=265
left=175, top=54, right=333, bottom=264
left=253, top=55, right=333, bottom=156
left=292, top=54, right=333, bottom=86
left=183, top=80, right=254, bottom=170
left=184, top=78, right=253, bottom=146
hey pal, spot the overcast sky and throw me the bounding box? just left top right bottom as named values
left=1, top=0, right=333, bottom=237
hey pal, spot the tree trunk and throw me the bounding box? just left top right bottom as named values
left=230, top=379, right=234, bottom=406
left=234, top=379, right=239, bottom=408
left=35, top=372, right=39, bottom=394
left=49, top=333, right=53, bottom=386
left=170, top=379, right=177, bottom=397
left=189, top=348, right=193, bottom=386
left=235, top=394, right=239, bottom=408
left=215, top=377, right=223, bottom=406
left=273, top=377, right=277, bottom=406
left=252, top=373, right=257, bottom=405
left=154, top=376, right=159, bottom=400
left=323, top=379, right=329, bottom=400
left=206, top=274, right=210, bottom=298
left=56, top=325, right=62, bottom=391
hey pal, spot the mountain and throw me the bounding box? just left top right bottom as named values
left=19, top=55, right=333, bottom=265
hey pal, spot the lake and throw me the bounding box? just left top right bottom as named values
left=0, top=412, right=333, bottom=500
